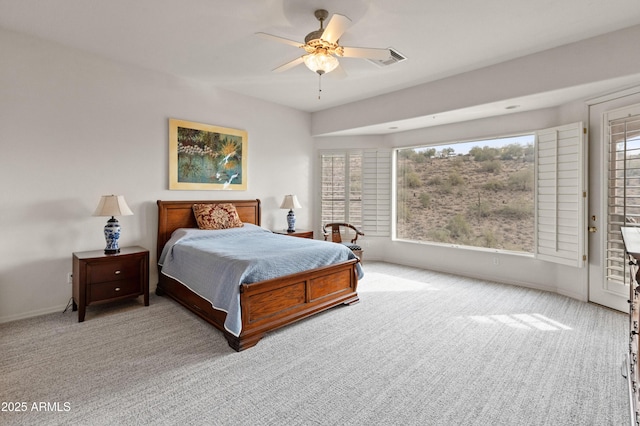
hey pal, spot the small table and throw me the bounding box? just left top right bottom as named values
left=272, top=229, right=314, bottom=239
left=72, top=246, right=149, bottom=322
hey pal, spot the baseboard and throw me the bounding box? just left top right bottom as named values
left=382, top=258, right=560, bottom=296
left=0, top=303, right=69, bottom=324
left=556, top=288, right=588, bottom=303
left=0, top=259, right=587, bottom=324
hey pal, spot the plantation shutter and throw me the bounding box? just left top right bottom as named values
left=535, top=122, right=585, bottom=267
left=320, top=152, right=362, bottom=228
left=362, top=149, right=391, bottom=236
left=321, top=153, right=347, bottom=224
left=606, top=109, right=640, bottom=287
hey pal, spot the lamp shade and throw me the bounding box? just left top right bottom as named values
left=280, top=195, right=302, bottom=210
left=93, top=195, right=133, bottom=217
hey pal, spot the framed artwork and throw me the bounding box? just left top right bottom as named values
left=169, top=119, right=248, bottom=190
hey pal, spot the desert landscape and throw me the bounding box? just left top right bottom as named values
left=396, top=145, right=535, bottom=252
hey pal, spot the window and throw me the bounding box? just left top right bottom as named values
left=396, top=135, right=536, bottom=252
left=320, top=150, right=391, bottom=236
left=395, top=122, right=585, bottom=266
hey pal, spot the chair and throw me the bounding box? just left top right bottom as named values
left=323, top=223, right=365, bottom=262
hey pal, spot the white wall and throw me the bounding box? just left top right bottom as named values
left=0, top=28, right=313, bottom=322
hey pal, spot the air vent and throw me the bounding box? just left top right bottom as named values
left=367, top=48, right=407, bottom=67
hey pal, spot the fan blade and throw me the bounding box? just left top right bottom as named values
left=256, top=32, right=303, bottom=48
left=272, top=56, right=304, bottom=73
left=341, top=46, right=391, bottom=60
left=327, top=64, right=347, bottom=79
left=322, top=14, right=351, bottom=43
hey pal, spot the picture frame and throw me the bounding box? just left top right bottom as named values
left=169, top=119, right=248, bottom=190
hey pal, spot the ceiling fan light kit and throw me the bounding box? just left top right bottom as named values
left=303, top=50, right=339, bottom=75
left=300, top=9, right=344, bottom=76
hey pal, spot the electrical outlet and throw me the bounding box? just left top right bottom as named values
left=67, top=272, right=73, bottom=285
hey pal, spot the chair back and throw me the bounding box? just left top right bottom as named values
left=329, top=224, right=343, bottom=243
left=323, top=222, right=364, bottom=244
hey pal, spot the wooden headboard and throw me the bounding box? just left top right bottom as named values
left=156, top=199, right=261, bottom=259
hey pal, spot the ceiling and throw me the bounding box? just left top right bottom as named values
left=2, top=0, right=640, bottom=125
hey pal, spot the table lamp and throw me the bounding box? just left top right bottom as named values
left=280, top=194, right=302, bottom=232
left=93, top=195, right=134, bottom=254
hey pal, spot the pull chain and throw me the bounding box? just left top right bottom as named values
left=318, top=73, right=322, bottom=100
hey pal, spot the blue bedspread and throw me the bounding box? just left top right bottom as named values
left=158, top=224, right=363, bottom=336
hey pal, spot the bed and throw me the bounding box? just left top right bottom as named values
left=156, top=199, right=362, bottom=351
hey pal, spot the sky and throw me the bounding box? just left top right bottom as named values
left=411, top=134, right=535, bottom=156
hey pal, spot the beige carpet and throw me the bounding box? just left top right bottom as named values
left=0, top=262, right=627, bottom=425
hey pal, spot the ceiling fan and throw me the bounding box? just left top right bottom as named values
left=257, top=9, right=393, bottom=77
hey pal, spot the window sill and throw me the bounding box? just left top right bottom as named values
left=391, top=237, right=534, bottom=258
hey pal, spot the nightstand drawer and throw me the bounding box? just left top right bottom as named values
left=87, top=258, right=141, bottom=284
left=88, top=279, right=141, bottom=302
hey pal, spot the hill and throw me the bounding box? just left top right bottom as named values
left=397, top=154, right=534, bottom=252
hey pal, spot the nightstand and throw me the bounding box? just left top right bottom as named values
left=272, top=229, right=314, bottom=239
left=72, top=246, right=149, bottom=322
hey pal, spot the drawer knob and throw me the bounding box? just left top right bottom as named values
left=115, top=287, right=121, bottom=291
left=114, top=270, right=121, bottom=275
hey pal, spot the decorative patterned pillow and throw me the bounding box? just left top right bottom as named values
left=192, top=203, right=244, bottom=230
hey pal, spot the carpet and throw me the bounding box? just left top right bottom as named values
left=0, top=262, right=627, bottom=425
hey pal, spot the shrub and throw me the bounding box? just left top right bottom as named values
left=483, top=179, right=505, bottom=191
left=494, top=202, right=533, bottom=219
left=397, top=150, right=413, bottom=160
left=428, top=176, right=443, bottom=186
left=419, top=193, right=431, bottom=208
left=437, top=181, right=453, bottom=194
left=523, top=143, right=534, bottom=159
left=468, top=200, right=492, bottom=218
left=446, top=214, right=471, bottom=238
left=479, top=229, right=500, bottom=248
left=406, top=171, right=422, bottom=188
left=451, top=156, right=465, bottom=168
left=410, top=151, right=427, bottom=163
left=500, top=143, right=524, bottom=160
left=396, top=200, right=412, bottom=223
left=481, top=160, right=502, bottom=174
left=427, top=228, right=450, bottom=243
left=449, top=172, right=464, bottom=186
left=470, top=146, right=499, bottom=162
left=508, top=168, right=534, bottom=191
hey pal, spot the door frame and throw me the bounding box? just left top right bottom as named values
left=586, top=86, right=640, bottom=311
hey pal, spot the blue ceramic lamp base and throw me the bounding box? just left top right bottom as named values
left=286, top=209, right=296, bottom=232
left=104, top=216, right=121, bottom=254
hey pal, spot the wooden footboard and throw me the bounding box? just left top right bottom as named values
left=234, top=258, right=359, bottom=350
left=157, top=258, right=359, bottom=351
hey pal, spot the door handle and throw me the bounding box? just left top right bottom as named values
left=588, top=226, right=597, bottom=233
